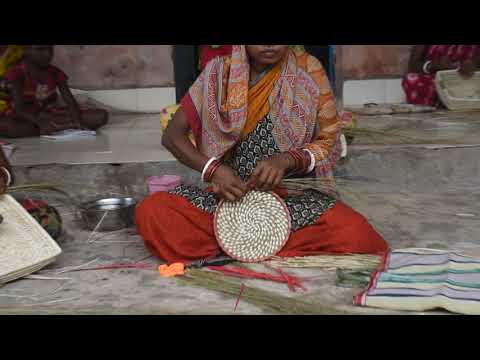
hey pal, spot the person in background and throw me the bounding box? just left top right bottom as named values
left=0, top=45, right=108, bottom=138
left=199, top=45, right=233, bottom=71
left=0, top=45, right=24, bottom=114
left=403, top=45, right=480, bottom=107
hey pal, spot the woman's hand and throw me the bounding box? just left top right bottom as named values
left=37, top=113, right=78, bottom=135
left=431, top=56, right=457, bottom=72
left=0, top=175, right=7, bottom=195
left=0, top=168, right=9, bottom=195
left=37, top=113, right=59, bottom=135
left=248, top=153, right=293, bottom=192
left=211, top=165, right=248, bottom=202
left=459, top=59, right=477, bottom=79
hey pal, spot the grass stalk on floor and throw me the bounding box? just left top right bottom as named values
left=266, top=254, right=382, bottom=271
left=179, top=269, right=348, bottom=315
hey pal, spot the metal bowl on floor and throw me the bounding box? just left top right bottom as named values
left=79, top=197, right=137, bottom=232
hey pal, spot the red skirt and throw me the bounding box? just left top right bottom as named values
left=135, top=191, right=389, bottom=264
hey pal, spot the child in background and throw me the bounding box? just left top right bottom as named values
left=403, top=45, right=480, bottom=106
left=0, top=45, right=24, bottom=113
left=0, top=45, right=108, bottom=138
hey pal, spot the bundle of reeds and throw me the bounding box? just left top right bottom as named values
left=342, top=127, right=418, bottom=145
left=280, top=177, right=340, bottom=198
left=280, top=177, right=366, bottom=202
left=336, top=269, right=373, bottom=288
left=266, top=254, right=382, bottom=271
left=180, top=268, right=347, bottom=314
left=8, top=183, right=66, bottom=193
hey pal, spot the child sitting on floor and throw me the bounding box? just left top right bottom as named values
left=0, top=45, right=108, bottom=138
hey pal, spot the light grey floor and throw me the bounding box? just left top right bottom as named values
left=9, top=113, right=175, bottom=166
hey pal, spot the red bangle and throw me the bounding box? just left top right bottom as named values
left=204, top=160, right=222, bottom=183
left=287, top=149, right=309, bottom=174
left=208, top=161, right=222, bottom=182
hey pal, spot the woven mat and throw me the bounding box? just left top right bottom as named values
left=355, top=248, right=480, bottom=315
left=0, top=194, right=62, bottom=284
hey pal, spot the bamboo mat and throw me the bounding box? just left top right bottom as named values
left=0, top=194, right=62, bottom=284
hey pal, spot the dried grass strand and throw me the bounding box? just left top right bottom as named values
left=181, top=269, right=348, bottom=315
left=266, top=254, right=382, bottom=271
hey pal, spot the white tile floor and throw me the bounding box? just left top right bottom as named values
left=8, top=113, right=175, bottom=166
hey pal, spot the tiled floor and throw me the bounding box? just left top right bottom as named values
left=9, top=109, right=480, bottom=167
left=8, top=114, right=175, bottom=166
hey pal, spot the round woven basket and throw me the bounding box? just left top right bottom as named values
left=214, top=191, right=292, bottom=262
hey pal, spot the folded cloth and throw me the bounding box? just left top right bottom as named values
left=355, top=248, right=480, bottom=315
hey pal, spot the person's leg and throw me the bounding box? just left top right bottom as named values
left=135, top=191, right=220, bottom=264
left=79, top=109, right=109, bottom=130
left=0, top=116, right=39, bottom=138
left=278, top=201, right=389, bottom=257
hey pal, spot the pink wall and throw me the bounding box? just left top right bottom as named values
left=53, top=45, right=174, bottom=90
left=340, top=45, right=412, bottom=80
left=52, top=45, right=411, bottom=91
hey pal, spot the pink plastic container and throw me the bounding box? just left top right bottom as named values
left=147, top=175, right=182, bottom=194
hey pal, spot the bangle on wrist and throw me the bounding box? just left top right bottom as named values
left=287, top=149, right=310, bottom=174
left=201, top=157, right=217, bottom=182
left=206, top=161, right=222, bottom=183
left=423, top=60, right=432, bottom=74
left=302, top=149, right=316, bottom=173
left=201, top=157, right=221, bottom=183
left=0, top=167, right=11, bottom=186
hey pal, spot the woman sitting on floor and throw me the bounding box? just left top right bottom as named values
left=136, top=45, right=388, bottom=264
left=0, top=45, right=108, bottom=138
left=403, top=45, right=479, bottom=107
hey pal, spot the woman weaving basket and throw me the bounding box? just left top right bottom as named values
left=136, top=45, right=388, bottom=264
left=403, top=45, right=479, bottom=107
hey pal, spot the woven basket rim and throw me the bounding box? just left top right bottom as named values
left=213, top=191, right=291, bottom=263
left=435, top=70, right=480, bottom=110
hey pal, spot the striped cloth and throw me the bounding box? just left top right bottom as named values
left=355, top=248, right=480, bottom=315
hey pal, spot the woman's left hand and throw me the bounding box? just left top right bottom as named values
left=248, top=153, right=293, bottom=191
left=0, top=173, right=8, bottom=195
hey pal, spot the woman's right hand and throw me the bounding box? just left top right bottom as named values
left=211, top=165, right=248, bottom=202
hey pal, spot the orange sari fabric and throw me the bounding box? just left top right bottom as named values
left=242, top=61, right=282, bottom=138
